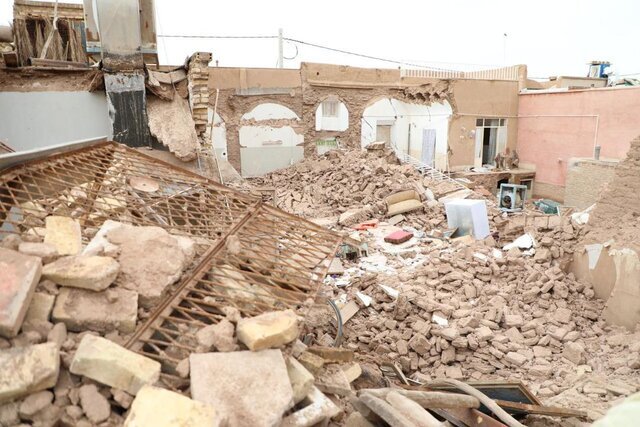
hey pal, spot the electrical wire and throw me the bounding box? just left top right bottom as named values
left=157, top=33, right=457, bottom=72
left=158, top=34, right=278, bottom=39
left=283, top=37, right=454, bottom=71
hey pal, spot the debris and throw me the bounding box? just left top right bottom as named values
left=281, top=387, right=341, bottom=427
left=0, top=248, right=42, bottom=338
left=106, top=224, right=194, bottom=308
left=52, top=287, right=138, bottom=333
left=0, top=342, right=59, bottom=403
left=124, top=385, right=225, bottom=427
left=339, top=301, right=360, bottom=324
left=386, top=190, right=424, bottom=216
left=380, top=284, right=400, bottom=299
left=190, top=349, right=294, bottom=427
left=44, top=216, right=82, bottom=256
left=18, top=242, right=58, bottom=264
left=236, top=310, right=300, bottom=351
left=298, top=351, right=325, bottom=374
left=70, top=335, right=161, bottom=395
left=18, top=390, right=53, bottom=419
left=42, top=255, right=120, bottom=291
left=286, top=357, right=315, bottom=404
left=384, top=230, right=414, bottom=244
left=196, top=319, right=238, bottom=352
left=503, top=233, right=535, bottom=251
left=315, top=364, right=352, bottom=396
left=22, top=292, right=55, bottom=331
left=79, top=384, right=111, bottom=424
left=386, top=391, right=446, bottom=427
left=328, top=258, right=345, bottom=275
left=359, top=392, right=419, bottom=427
left=356, top=292, right=373, bottom=307
left=307, top=346, right=354, bottom=363
left=444, top=199, right=490, bottom=239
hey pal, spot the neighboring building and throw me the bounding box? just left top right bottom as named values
left=208, top=63, right=526, bottom=177
left=517, top=85, right=640, bottom=201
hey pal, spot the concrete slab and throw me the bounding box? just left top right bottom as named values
left=190, top=349, right=294, bottom=427
left=0, top=248, right=42, bottom=338
left=0, top=342, right=59, bottom=403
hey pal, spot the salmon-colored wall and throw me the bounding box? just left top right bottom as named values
left=517, top=86, right=640, bottom=187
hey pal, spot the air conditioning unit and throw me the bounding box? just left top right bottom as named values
left=498, top=184, right=527, bottom=212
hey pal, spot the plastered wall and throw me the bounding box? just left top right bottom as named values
left=0, top=91, right=111, bottom=151
left=208, top=63, right=521, bottom=175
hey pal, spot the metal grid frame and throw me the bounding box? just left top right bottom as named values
left=0, top=141, right=344, bottom=390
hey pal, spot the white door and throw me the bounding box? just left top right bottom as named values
left=497, top=125, right=508, bottom=155
left=421, top=129, right=436, bottom=167
left=474, top=127, right=483, bottom=168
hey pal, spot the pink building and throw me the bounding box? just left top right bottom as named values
left=517, top=86, right=640, bottom=201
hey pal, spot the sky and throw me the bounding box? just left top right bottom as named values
left=1, top=0, right=639, bottom=79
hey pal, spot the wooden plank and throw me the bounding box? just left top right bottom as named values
left=434, top=408, right=508, bottom=427
left=494, top=399, right=587, bottom=418
left=29, top=57, right=88, bottom=68
left=2, top=52, right=19, bottom=67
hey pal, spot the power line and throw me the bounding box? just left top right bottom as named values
left=283, top=37, right=452, bottom=71
left=158, top=34, right=278, bottom=39
left=157, top=33, right=455, bottom=71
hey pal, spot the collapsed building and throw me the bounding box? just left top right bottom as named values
left=1, top=1, right=640, bottom=426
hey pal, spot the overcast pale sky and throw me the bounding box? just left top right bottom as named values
left=2, top=0, right=639, bottom=78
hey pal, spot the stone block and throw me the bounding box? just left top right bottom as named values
left=315, top=365, right=351, bottom=396
left=70, top=335, right=160, bottom=395
left=307, top=346, right=354, bottom=363
left=236, top=310, right=300, bottom=351
left=0, top=342, right=59, bottom=403
left=23, top=293, right=55, bottom=326
left=298, top=351, right=325, bottom=374
left=190, top=349, right=293, bottom=427
left=286, top=357, right=314, bottom=404
left=106, top=224, right=193, bottom=308
left=563, top=342, right=585, bottom=365
left=505, top=352, right=527, bottom=366
left=52, top=287, right=137, bottom=333
left=125, top=385, right=224, bottom=427
left=18, top=242, right=58, bottom=263
left=0, top=248, right=42, bottom=338
left=44, top=216, right=82, bottom=256
left=42, top=256, right=119, bottom=291
left=281, top=387, right=341, bottom=427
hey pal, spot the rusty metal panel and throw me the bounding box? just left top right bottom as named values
left=0, top=141, right=344, bottom=392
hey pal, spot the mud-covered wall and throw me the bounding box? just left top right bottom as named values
left=208, top=63, right=520, bottom=174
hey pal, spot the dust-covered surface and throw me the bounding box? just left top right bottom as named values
left=0, top=68, right=104, bottom=92
left=251, top=146, right=640, bottom=424
left=146, top=95, right=198, bottom=161
left=585, top=135, right=640, bottom=252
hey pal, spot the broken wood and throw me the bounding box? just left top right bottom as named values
left=493, top=399, right=587, bottom=418
left=432, top=408, right=508, bottom=427
left=427, top=379, right=525, bottom=427
left=360, top=388, right=480, bottom=409
left=386, top=391, right=445, bottom=427
left=29, top=58, right=89, bottom=68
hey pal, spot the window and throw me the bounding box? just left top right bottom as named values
left=322, top=100, right=339, bottom=118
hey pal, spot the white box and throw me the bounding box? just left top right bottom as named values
left=444, top=199, right=490, bottom=240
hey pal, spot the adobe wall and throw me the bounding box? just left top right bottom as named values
left=208, top=63, right=521, bottom=173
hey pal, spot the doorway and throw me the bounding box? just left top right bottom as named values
left=474, top=118, right=507, bottom=168
left=421, top=129, right=436, bottom=167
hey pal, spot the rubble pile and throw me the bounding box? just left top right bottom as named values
left=250, top=147, right=640, bottom=422
left=252, top=143, right=465, bottom=221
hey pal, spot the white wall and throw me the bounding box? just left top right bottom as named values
left=361, top=98, right=452, bottom=170
left=239, top=103, right=304, bottom=176
left=0, top=91, right=111, bottom=152
left=315, top=101, right=349, bottom=131
left=207, top=109, right=228, bottom=160
left=243, top=103, right=299, bottom=120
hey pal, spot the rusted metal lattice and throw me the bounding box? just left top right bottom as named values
left=0, top=141, right=344, bottom=390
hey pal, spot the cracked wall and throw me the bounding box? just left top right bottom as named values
left=208, top=63, right=521, bottom=175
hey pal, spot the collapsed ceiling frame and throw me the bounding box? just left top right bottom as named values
left=0, top=141, right=345, bottom=391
